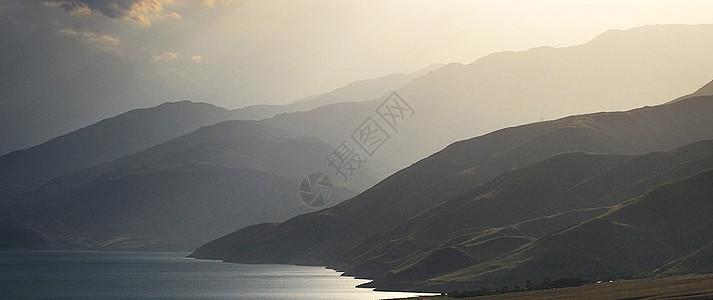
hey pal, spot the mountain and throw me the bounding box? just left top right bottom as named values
left=347, top=206, right=613, bottom=282
left=359, top=140, right=713, bottom=291
left=191, top=92, right=713, bottom=291
left=262, top=24, right=713, bottom=177
left=0, top=101, right=237, bottom=201
left=2, top=120, right=369, bottom=250
left=659, top=241, right=713, bottom=275
left=232, top=64, right=443, bottom=120
left=0, top=224, right=49, bottom=250
left=422, top=169, right=713, bottom=290
left=667, top=74, right=713, bottom=103
left=0, top=63, right=440, bottom=201
left=694, top=80, right=713, bottom=97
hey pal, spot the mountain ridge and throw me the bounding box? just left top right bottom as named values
left=0, top=101, right=237, bottom=201
left=260, top=24, right=713, bottom=177
left=2, top=120, right=367, bottom=250
left=418, top=168, right=713, bottom=291
left=191, top=91, right=713, bottom=291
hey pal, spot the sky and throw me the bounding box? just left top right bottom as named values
left=2, top=0, right=713, bottom=153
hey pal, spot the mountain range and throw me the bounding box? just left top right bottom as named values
left=190, top=86, right=713, bottom=291
left=0, top=101, right=237, bottom=201
left=0, top=59, right=433, bottom=250
left=259, top=24, right=713, bottom=177
left=1, top=120, right=370, bottom=250
left=4, top=25, right=713, bottom=267
left=232, top=64, right=443, bottom=121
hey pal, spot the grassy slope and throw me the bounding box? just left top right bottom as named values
left=660, top=241, right=713, bottom=275
left=404, top=274, right=713, bottom=300
left=354, top=140, right=713, bottom=290
left=428, top=169, right=713, bottom=289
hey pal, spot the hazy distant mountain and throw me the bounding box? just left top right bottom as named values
left=0, top=63, right=440, bottom=201
left=0, top=101, right=237, bottom=201
left=666, top=75, right=713, bottom=104
left=232, top=64, right=443, bottom=120
left=2, top=120, right=369, bottom=250
left=191, top=91, right=713, bottom=290
left=693, top=80, right=713, bottom=97
left=262, top=24, right=713, bottom=177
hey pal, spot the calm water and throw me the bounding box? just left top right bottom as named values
left=0, top=251, right=432, bottom=299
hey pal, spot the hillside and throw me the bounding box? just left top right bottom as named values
left=408, top=274, right=713, bottom=300
left=0, top=101, right=237, bottom=201
left=353, top=140, right=713, bottom=291
left=423, top=169, right=713, bottom=291
left=1, top=120, right=367, bottom=250
left=659, top=241, right=713, bottom=275
left=191, top=91, right=713, bottom=289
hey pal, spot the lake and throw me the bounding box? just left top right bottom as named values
left=0, top=251, right=433, bottom=299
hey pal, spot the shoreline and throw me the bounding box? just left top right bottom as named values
left=387, top=274, right=713, bottom=300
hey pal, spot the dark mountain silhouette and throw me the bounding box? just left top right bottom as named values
left=2, top=120, right=368, bottom=250
left=0, top=101, right=237, bottom=202
left=191, top=90, right=713, bottom=291
left=261, top=24, right=713, bottom=177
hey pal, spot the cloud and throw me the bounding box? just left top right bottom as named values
left=48, top=0, right=175, bottom=25
left=57, top=28, right=121, bottom=51
left=44, top=1, right=92, bottom=15
left=199, top=0, right=233, bottom=7
left=152, top=51, right=179, bottom=63
left=46, top=0, right=232, bottom=24
left=153, top=52, right=205, bottom=64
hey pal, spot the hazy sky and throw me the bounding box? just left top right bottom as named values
left=2, top=0, right=713, bottom=153
left=6, top=0, right=713, bottom=107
